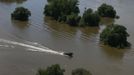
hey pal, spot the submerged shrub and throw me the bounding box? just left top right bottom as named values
left=80, top=8, right=100, bottom=26
left=66, top=13, right=81, bottom=26
left=100, top=24, right=130, bottom=48
left=11, top=7, right=31, bottom=21
left=36, top=64, right=65, bottom=75
left=44, top=0, right=80, bottom=21
left=72, top=68, right=92, bottom=75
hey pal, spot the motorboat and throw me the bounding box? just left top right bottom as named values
left=63, top=52, right=73, bottom=57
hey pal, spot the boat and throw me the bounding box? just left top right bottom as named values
left=63, top=52, right=73, bottom=57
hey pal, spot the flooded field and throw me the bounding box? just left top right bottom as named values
left=0, top=0, right=134, bottom=75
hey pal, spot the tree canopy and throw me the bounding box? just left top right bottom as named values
left=100, top=24, right=130, bottom=48
left=66, top=13, right=81, bottom=26
left=72, top=68, right=92, bottom=75
left=44, top=0, right=79, bottom=21
left=97, top=3, right=117, bottom=18
left=36, top=64, right=64, bottom=75
left=11, top=7, right=31, bottom=21
left=44, top=1, right=120, bottom=26
left=80, top=8, right=100, bottom=26
left=36, top=64, right=93, bottom=75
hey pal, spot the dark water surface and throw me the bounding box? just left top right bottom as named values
left=0, top=0, right=134, bottom=75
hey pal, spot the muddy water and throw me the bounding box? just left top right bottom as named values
left=0, top=0, right=134, bottom=75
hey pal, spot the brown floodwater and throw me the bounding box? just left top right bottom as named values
left=0, top=0, right=134, bottom=75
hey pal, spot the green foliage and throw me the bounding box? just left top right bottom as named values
left=44, top=0, right=102, bottom=26
left=97, top=3, right=117, bottom=18
left=11, top=7, right=31, bottom=21
left=80, top=8, right=100, bottom=26
left=36, top=64, right=64, bottom=75
left=100, top=24, right=130, bottom=48
left=44, top=0, right=80, bottom=21
left=0, top=0, right=27, bottom=4
left=66, top=13, right=81, bottom=26
left=72, top=68, right=92, bottom=75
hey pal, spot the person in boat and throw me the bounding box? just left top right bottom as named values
left=63, top=52, right=73, bottom=57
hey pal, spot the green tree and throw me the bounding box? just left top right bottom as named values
left=72, top=68, right=92, bottom=75
left=11, top=7, right=31, bottom=21
left=100, top=24, right=130, bottom=48
left=66, top=13, right=81, bottom=26
left=97, top=3, right=117, bottom=18
left=80, top=8, right=100, bottom=26
left=44, top=0, right=80, bottom=21
left=36, top=64, right=65, bottom=75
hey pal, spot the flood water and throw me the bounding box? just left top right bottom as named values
left=0, top=0, right=134, bottom=75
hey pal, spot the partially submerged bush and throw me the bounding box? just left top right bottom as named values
left=66, top=13, right=81, bottom=26
left=11, top=7, right=31, bottom=21
left=44, top=0, right=80, bottom=21
left=36, top=64, right=64, bottom=75
left=100, top=24, right=130, bottom=48
left=80, top=8, right=100, bottom=26
left=72, top=68, right=92, bottom=75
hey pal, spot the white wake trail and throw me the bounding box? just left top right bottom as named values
left=0, top=39, right=64, bottom=55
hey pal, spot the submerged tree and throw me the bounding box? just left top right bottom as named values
left=44, top=0, right=80, bottom=22
left=100, top=24, right=130, bottom=48
left=36, top=64, right=65, bottom=75
left=97, top=3, right=117, bottom=18
left=72, top=68, right=92, bottom=75
left=11, top=7, right=31, bottom=21
left=66, top=13, right=81, bottom=26
left=80, top=8, right=100, bottom=26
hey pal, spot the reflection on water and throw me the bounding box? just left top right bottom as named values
left=80, top=27, right=99, bottom=37
left=44, top=17, right=77, bottom=35
left=11, top=20, right=30, bottom=29
left=44, top=17, right=99, bottom=41
left=100, top=45, right=128, bottom=60
left=0, top=0, right=26, bottom=4
left=100, top=17, right=115, bottom=25
left=44, top=17, right=78, bottom=40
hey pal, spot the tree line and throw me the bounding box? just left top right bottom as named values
left=36, top=64, right=92, bottom=75
left=11, top=0, right=130, bottom=48
left=44, top=0, right=118, bottom=26
left=11, top=0, right=118, bottom=26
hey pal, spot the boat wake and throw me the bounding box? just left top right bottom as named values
left=0, top=39, right=64, bottom=56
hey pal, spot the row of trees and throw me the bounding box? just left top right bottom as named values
left=11, top=1, right=117, bottom=26
left=36, top=64, right=92, bottom=75
left=11, top=1, right=130, bottom=48
left=44, top=0, right=130, bottom=48
left=44, top=0, right=118, bottom=26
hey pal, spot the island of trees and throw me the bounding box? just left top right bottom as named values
left=11, top=7, right=31, bottom=21
left=100, top=24, right=130, bottom=48
left=36, top=64, right=92, bottom=75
